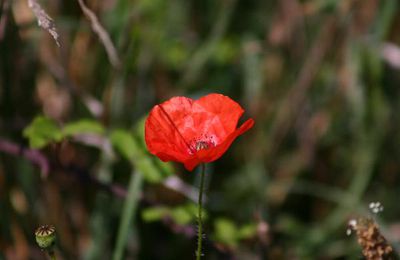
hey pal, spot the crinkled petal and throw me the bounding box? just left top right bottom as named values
left=191, top=94, right=245, bottom=142
left=144, top=94, right=254, bottom=171
left=196, top=118, right=254, bottom=163
left=144, top=96, right=194, bottom=162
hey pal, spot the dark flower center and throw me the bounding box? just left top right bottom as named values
left=188, top=134, right=216, bottom=154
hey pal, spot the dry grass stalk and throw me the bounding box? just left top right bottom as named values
left=27, top=0, right=60, bottom=46
left=77, top=0, right=120, bottom=68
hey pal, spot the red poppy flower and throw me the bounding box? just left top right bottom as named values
left=144, top=93, right=254, bottom=171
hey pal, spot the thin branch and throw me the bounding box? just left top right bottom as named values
left=27, top=0, right=60, bottom=47
left=0, top=138, right=49, bottom=177
left=164, top=176, right=199, bottom=202
left=77, top=0, right=120, bottom=68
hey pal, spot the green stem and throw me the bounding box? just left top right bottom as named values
left=112, top=170, right=144, bottom=260
left=196, top=164, right=206, bottom=260
left=48, top=250, right=56, bottom=260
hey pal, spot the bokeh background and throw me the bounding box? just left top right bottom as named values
left=1, top=0, right=400, bottom=259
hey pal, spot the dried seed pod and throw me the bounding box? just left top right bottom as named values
left=35, top=224, right=56, bottom=249
left=349, top=217, right=394, bottom=260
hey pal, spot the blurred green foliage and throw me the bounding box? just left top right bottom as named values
left=212, top=218, right=257, bottom=248
left=23, top=116, right=63, bottom=148
left=142, top=203, right=200, bottom=225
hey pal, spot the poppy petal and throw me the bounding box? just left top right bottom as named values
left=193, top=94, right=245, bottom=141
left=183, top=157, right=202, bottom=171
left=144, top=93, right=254, bottom=171
left=196, top=118, right=255, bottom=163
left=144, top=96, right=194, bottom=162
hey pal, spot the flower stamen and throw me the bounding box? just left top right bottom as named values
left=196, top=141, right=210, bottom=151
left=188, top=134, right=216, bottom=154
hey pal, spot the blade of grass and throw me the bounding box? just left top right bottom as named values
left=84, top=154, right=114, bottom=260
left=112, top=170, right=143, bottom=260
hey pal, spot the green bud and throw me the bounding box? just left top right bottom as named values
left=35, top=225, right=56, bottom=249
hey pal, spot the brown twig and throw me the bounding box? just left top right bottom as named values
left=27, top=0, right=60, bottom=47
left=77, top=0, right=120, bottom=68
left=0, top=138, right=49, bottom=177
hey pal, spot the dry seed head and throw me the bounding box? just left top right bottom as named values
left=349, top=217, right=394, bottom=260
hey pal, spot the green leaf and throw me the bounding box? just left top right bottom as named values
left=133, top=117, right=147, bottom=148
left=213, top=218, right=238, bottom=247
left=153, top=159, right=174, bottom=178
left=110, top=129, right=164, bottom=183
left=142, top=203, right=199, bottom=225
left=135, top=158, right=165, bottom=183
left=170, top=207, right=193, bottom=225
left=23, top=116, right=63, bottom=148
left=169, top=203, right=203, bottom=225
left=63, top=119, right=105, bottom=136
left=237, top=224, right=257, bottom=239
left=110, top=129, right=138, bottom=161
left=183, top=203, right=198, bottom=216
left=142, top=207, right=170, bottom=222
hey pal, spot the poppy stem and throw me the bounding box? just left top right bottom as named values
left=196, top=163, right=206, bottom=259
left=48, top=250, right=57, bottom=260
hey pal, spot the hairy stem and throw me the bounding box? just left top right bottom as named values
left=196, top=164, right=206, bottom=259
